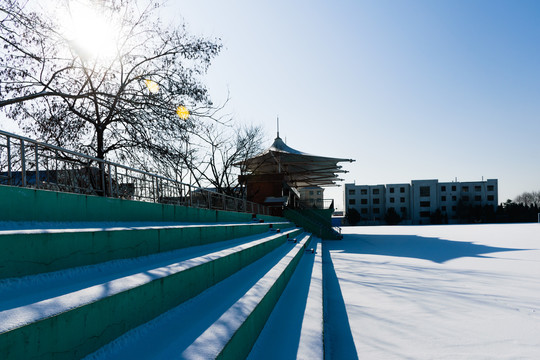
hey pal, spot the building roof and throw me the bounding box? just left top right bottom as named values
left=237, top=135, right=355, bottom=188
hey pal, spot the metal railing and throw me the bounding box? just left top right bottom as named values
left=295, top=199, right=342, bottom=239
left=0, top=129, right=269, bottom=215
left=298, top=198, right=334, bottom=210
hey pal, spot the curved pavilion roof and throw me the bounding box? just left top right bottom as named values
left=238, top=135, right=355, bottom=188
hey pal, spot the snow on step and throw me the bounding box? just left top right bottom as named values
left=297, top=238, right=323, bottom=359
left=181, top=233, right=312, bottom=359
left=247, top=238, right=323, bottom=360
left=0, top=231, right=280, bottom=313
left=0, top=220, right=292, bottom=235
left=0, top=229, right=297, bottom=334
left=84, top=235, right=307, bottom=360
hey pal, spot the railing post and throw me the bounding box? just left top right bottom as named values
left=100, top=162, right=106, bottom=196
left=7, top=136, right=11, bottom=185
left=114, top=165, right=118, bottom=198
left=20, top=139, right=26, bottom=187
left=107, top=163, right=113, bottom=197
left=152, top=176, right=157, bottom=203
left=34, top=144, right=39, bottom=189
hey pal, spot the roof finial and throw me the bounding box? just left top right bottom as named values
left=277, top=116, right=280, bottom=139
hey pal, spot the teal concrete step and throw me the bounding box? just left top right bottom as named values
left=86, top=233, right=314, bottom=359
left=0, top=221, right=294, bottom=279
left=0, top=185, right=283, bottom=223
left=0, top=228, right=303, bottom=360
left=182, top=233, right=313, bottom=359
left=84, top=233, right=312, bottom=359
left=247, top=238, right=323, bottom=360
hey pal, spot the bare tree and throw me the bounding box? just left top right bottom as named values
left=185, top=122, right=265, bottom=196
left=0, top=0, right=221, bottom=165
left=514, top=191, right=540, bottom=207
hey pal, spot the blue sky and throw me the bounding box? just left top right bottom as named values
left=172, top=0, right=540, bottom=209
left=2, top=1, right=538, bottom=210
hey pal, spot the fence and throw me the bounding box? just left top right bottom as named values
left=0, top=129, right=268, bottom=215
left=298, top=198, right=334, bottom=210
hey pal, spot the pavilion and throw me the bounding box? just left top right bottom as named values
left=237, top=132, right=354, bottom=216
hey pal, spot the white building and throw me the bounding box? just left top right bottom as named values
left=299, top=186, right=324, bottom=208
left=345, top=179, right=498, bottom=225
left=345, top=184, right=386, bottom=222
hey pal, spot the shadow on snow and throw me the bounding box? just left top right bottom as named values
left=329, top=233, right=526, bottom=264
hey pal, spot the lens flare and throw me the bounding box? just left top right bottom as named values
left=145, top=79, right=160, bottom=94
left=176, top=106, right=190, bottom=120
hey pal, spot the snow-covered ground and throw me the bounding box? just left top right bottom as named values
left=328, top=223, right=540, bottom=359
left=4, top=222, right=539, bottom=359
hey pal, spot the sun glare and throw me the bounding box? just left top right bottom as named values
left=61, top=1, right=120, bottom=61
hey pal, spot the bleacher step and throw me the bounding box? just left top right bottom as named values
left=0, top=221, right=293, bottom=279
left=84, top=233, right=312, bottom=360
left=0, top=228, right=302, bottom=360
left=181, top=232, right=312, bottom=359
left=247, top=238, right=323, bottom=360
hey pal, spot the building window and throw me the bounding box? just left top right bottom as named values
left=390, top=197, right=395, bottom=203
left=309, top=190, right=314, bottom=195
left=373, top=198, right=380, bottom=204
left=400, top=197, right=405, bottom=203
left=441, top=196, right=446, bottom=201
left=441, top=186, right=446, bottom=192
left=400, top=207, right=407, bottom=213
left=348, top=189, right=355, bottom=195
left=487, top=195, right=494, bottom=201
left=474, top=195, right=481, bottom=201
left=475, top=186, right=481, bottom=192
left=317, top=190, right=321, bottom=195
left=361, top=208, right=368, bottom=214
left=420, top=201, right=430, bottom=207
left=400, top=187, right=405, bottom=193
left=420, top=186, right=430, bottom=197
left=452, top=196, right=457, bottom=201
left=361, top=199, right=368, bottom=205
left=463, top=196, right=470, bottom=201
left=361, top=189, right=367, bottom=195
left=373, top=189, right=380, bottom=195
left=349, top=199, right=356, bottom=205
left=452, top=206, right=457, bottom=211
left=487, top=185, right=494, bottom=191
left=462, top=186, right=469, bottom=192
left=452, top=185, right=457, bottom=191
left=442, top=206, right=446, bottom=211
left=373, top=208, right=380, bottom=214
left=420, top=211, right=430, bottom=218
left=389, top=187, right=395, bottom=193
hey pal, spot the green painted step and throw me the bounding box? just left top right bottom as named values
left=0, top=221, right=294, bottom=279
left=0, top=228, right=303, bottom=360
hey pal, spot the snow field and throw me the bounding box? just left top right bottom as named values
left=331, top=224, right=540, bottom=359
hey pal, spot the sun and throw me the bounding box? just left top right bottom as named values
left=60, top=1, right=120, bottom=61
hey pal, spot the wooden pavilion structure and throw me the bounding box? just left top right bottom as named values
left=237, top=132, right=354, bottom=216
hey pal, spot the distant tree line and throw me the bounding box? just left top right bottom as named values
left=345, top=190, right=540, bottom=225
